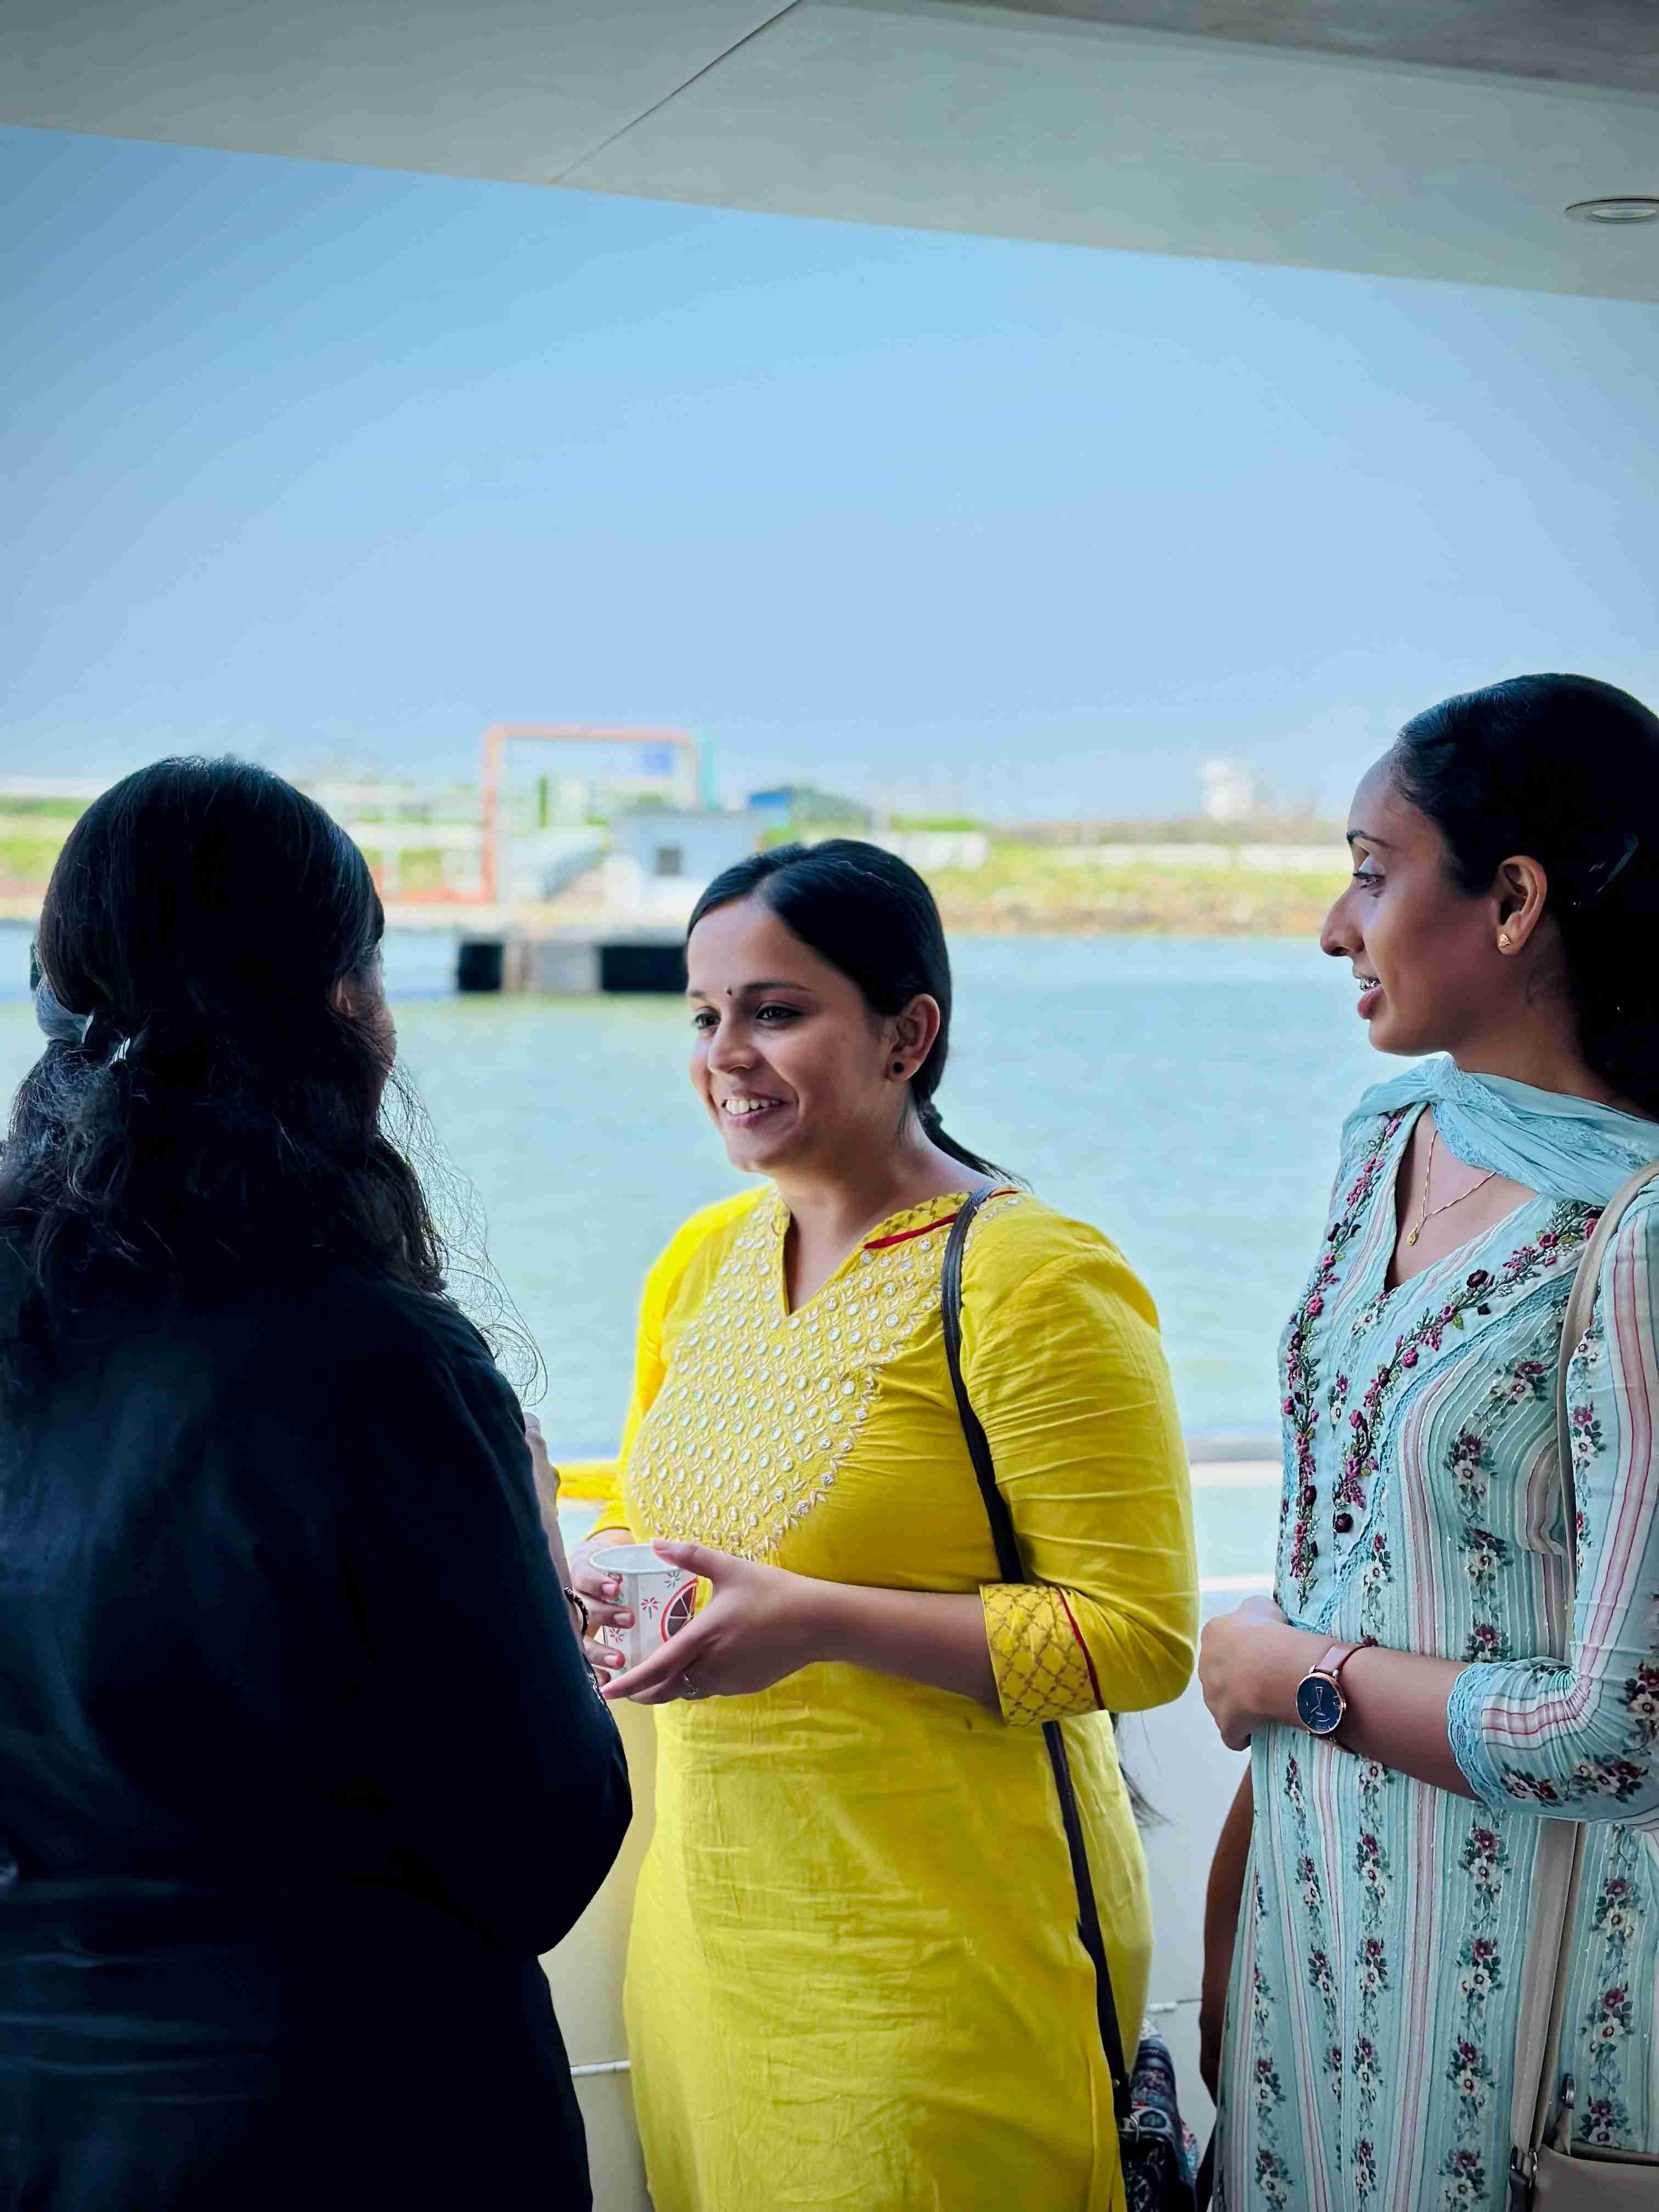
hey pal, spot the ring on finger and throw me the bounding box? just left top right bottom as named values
left=680, top=1673, right=706, bottom=1700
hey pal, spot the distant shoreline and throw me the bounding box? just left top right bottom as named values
left=927, top=860, right=1343, bottom=939
left=0, top=858, right=1348, bottom=944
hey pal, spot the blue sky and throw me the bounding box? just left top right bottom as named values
left=4, top=125, right=1656, bottom=820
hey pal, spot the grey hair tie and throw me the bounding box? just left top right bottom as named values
left=33, top=975, right=94, bottom=1047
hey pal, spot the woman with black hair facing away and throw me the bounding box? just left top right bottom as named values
left=0, top=760, right=629, bottom=2209
left=569, top=842, right=1197, bottom=2210
left=1199, top=676, right=1659, bottom=2210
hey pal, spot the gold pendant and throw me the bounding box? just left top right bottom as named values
left=1407, top=1227, right=1419, bottom=1246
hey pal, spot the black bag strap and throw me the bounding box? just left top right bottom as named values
left=940, top=1184, right=1133, bottom=2120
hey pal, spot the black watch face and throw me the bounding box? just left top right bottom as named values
left=1295, top=1674, right=1344, bottom=1735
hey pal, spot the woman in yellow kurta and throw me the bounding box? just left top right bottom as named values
left=573, top=840, right=1197, bottom=2211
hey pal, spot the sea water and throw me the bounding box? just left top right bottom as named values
left=0, top=929, right=1384, bottom=1578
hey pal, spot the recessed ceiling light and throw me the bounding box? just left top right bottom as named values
left=1565, top=196, right=1659, bottom=225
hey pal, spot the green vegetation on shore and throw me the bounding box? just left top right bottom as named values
left=0, top=800, right=1347, bottom=936
left=0, top=830, right=71, bottom=889
left=351, top=847, right=452, bottom=896
left=923, top=849, right=1347, bottom=938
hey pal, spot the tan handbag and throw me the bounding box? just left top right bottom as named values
left=1509, top=1160, right=1659, bottom=2207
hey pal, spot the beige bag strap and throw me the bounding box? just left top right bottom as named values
left=1511, top=1159, right=1659, bottom=2180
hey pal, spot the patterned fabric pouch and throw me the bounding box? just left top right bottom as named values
left=1123, top=2029, right=1202, bottom=2210
left=941, top=1188, right=1198, bottom=2212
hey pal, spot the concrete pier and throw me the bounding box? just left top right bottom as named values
left=456, top=928, right=686, bottom=996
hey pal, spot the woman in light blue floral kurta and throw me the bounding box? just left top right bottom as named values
left=1219, top=1083, right=1659, bottom=2208
left=1200, top=675, right=1659, bottom=2212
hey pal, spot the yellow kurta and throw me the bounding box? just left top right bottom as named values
left=596, top=1187, right=1197, bottom=2212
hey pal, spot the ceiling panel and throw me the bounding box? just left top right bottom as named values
left=565, top=0, right=1659, bottom=300
left=4, top=0, right=1657, bottom=300
left=0, top=0, right=788, bottom=183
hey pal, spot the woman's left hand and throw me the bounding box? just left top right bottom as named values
left=600, top=1541, right=836, bottom=1705
left=1199, top=1593, right=1295, bottom=1751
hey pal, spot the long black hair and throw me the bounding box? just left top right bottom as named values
left=687, top=839, right=1011, bottom=1181
left=1392, top=675, right=1659, bottom=1115
left=1, top=758, right=503, bottom=1352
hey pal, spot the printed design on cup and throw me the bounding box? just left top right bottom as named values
left=625, top=1190, right=1026, bottom=1561
left=661, top=1581, right=698, bottom=1639
left=629, top=1580, right=697, bottom=1640
left=590, top=1545, right=702, bottom=1670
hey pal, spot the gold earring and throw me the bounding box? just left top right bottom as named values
left=1498, top=932, right=1512, bottom=950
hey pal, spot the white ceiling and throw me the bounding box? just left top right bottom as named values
left=4, top=0, right=1657, bottom=300
left=0, top=0, right=788, bottom=182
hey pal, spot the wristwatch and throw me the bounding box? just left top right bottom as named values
left=1295, top=1641, right=1367, bottom=1737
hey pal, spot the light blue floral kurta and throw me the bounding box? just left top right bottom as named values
left=1215, top=1097, right=1659, bottom=2211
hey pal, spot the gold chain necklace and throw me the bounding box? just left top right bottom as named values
left=1407, top=1124, right=1500, bottom=1248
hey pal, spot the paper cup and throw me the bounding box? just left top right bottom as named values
left=589, top=1543, right=699, bottom=1670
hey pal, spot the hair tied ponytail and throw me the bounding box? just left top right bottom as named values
left=0, top=758, right=545, bottom=1384
left=1393, top=675, right=1659, bottom=1121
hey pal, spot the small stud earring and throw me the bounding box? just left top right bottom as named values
left=891, top=1059, right=905, bottom=1076
left=1498, top=932, right=1512, bottom=950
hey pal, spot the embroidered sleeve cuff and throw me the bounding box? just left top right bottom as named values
left=1447, top=1662, right=1510, bottom=1806
left=981, top=1583, right=1104, bottom=1726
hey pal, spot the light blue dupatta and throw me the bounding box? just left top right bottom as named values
left=1345, top=1055, right=1659, bottom=1206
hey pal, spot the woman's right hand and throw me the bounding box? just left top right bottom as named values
left=567, top=1531, right=633, bottom=1678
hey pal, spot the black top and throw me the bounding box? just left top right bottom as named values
left=0, top=1254, right=630, bottom=2209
